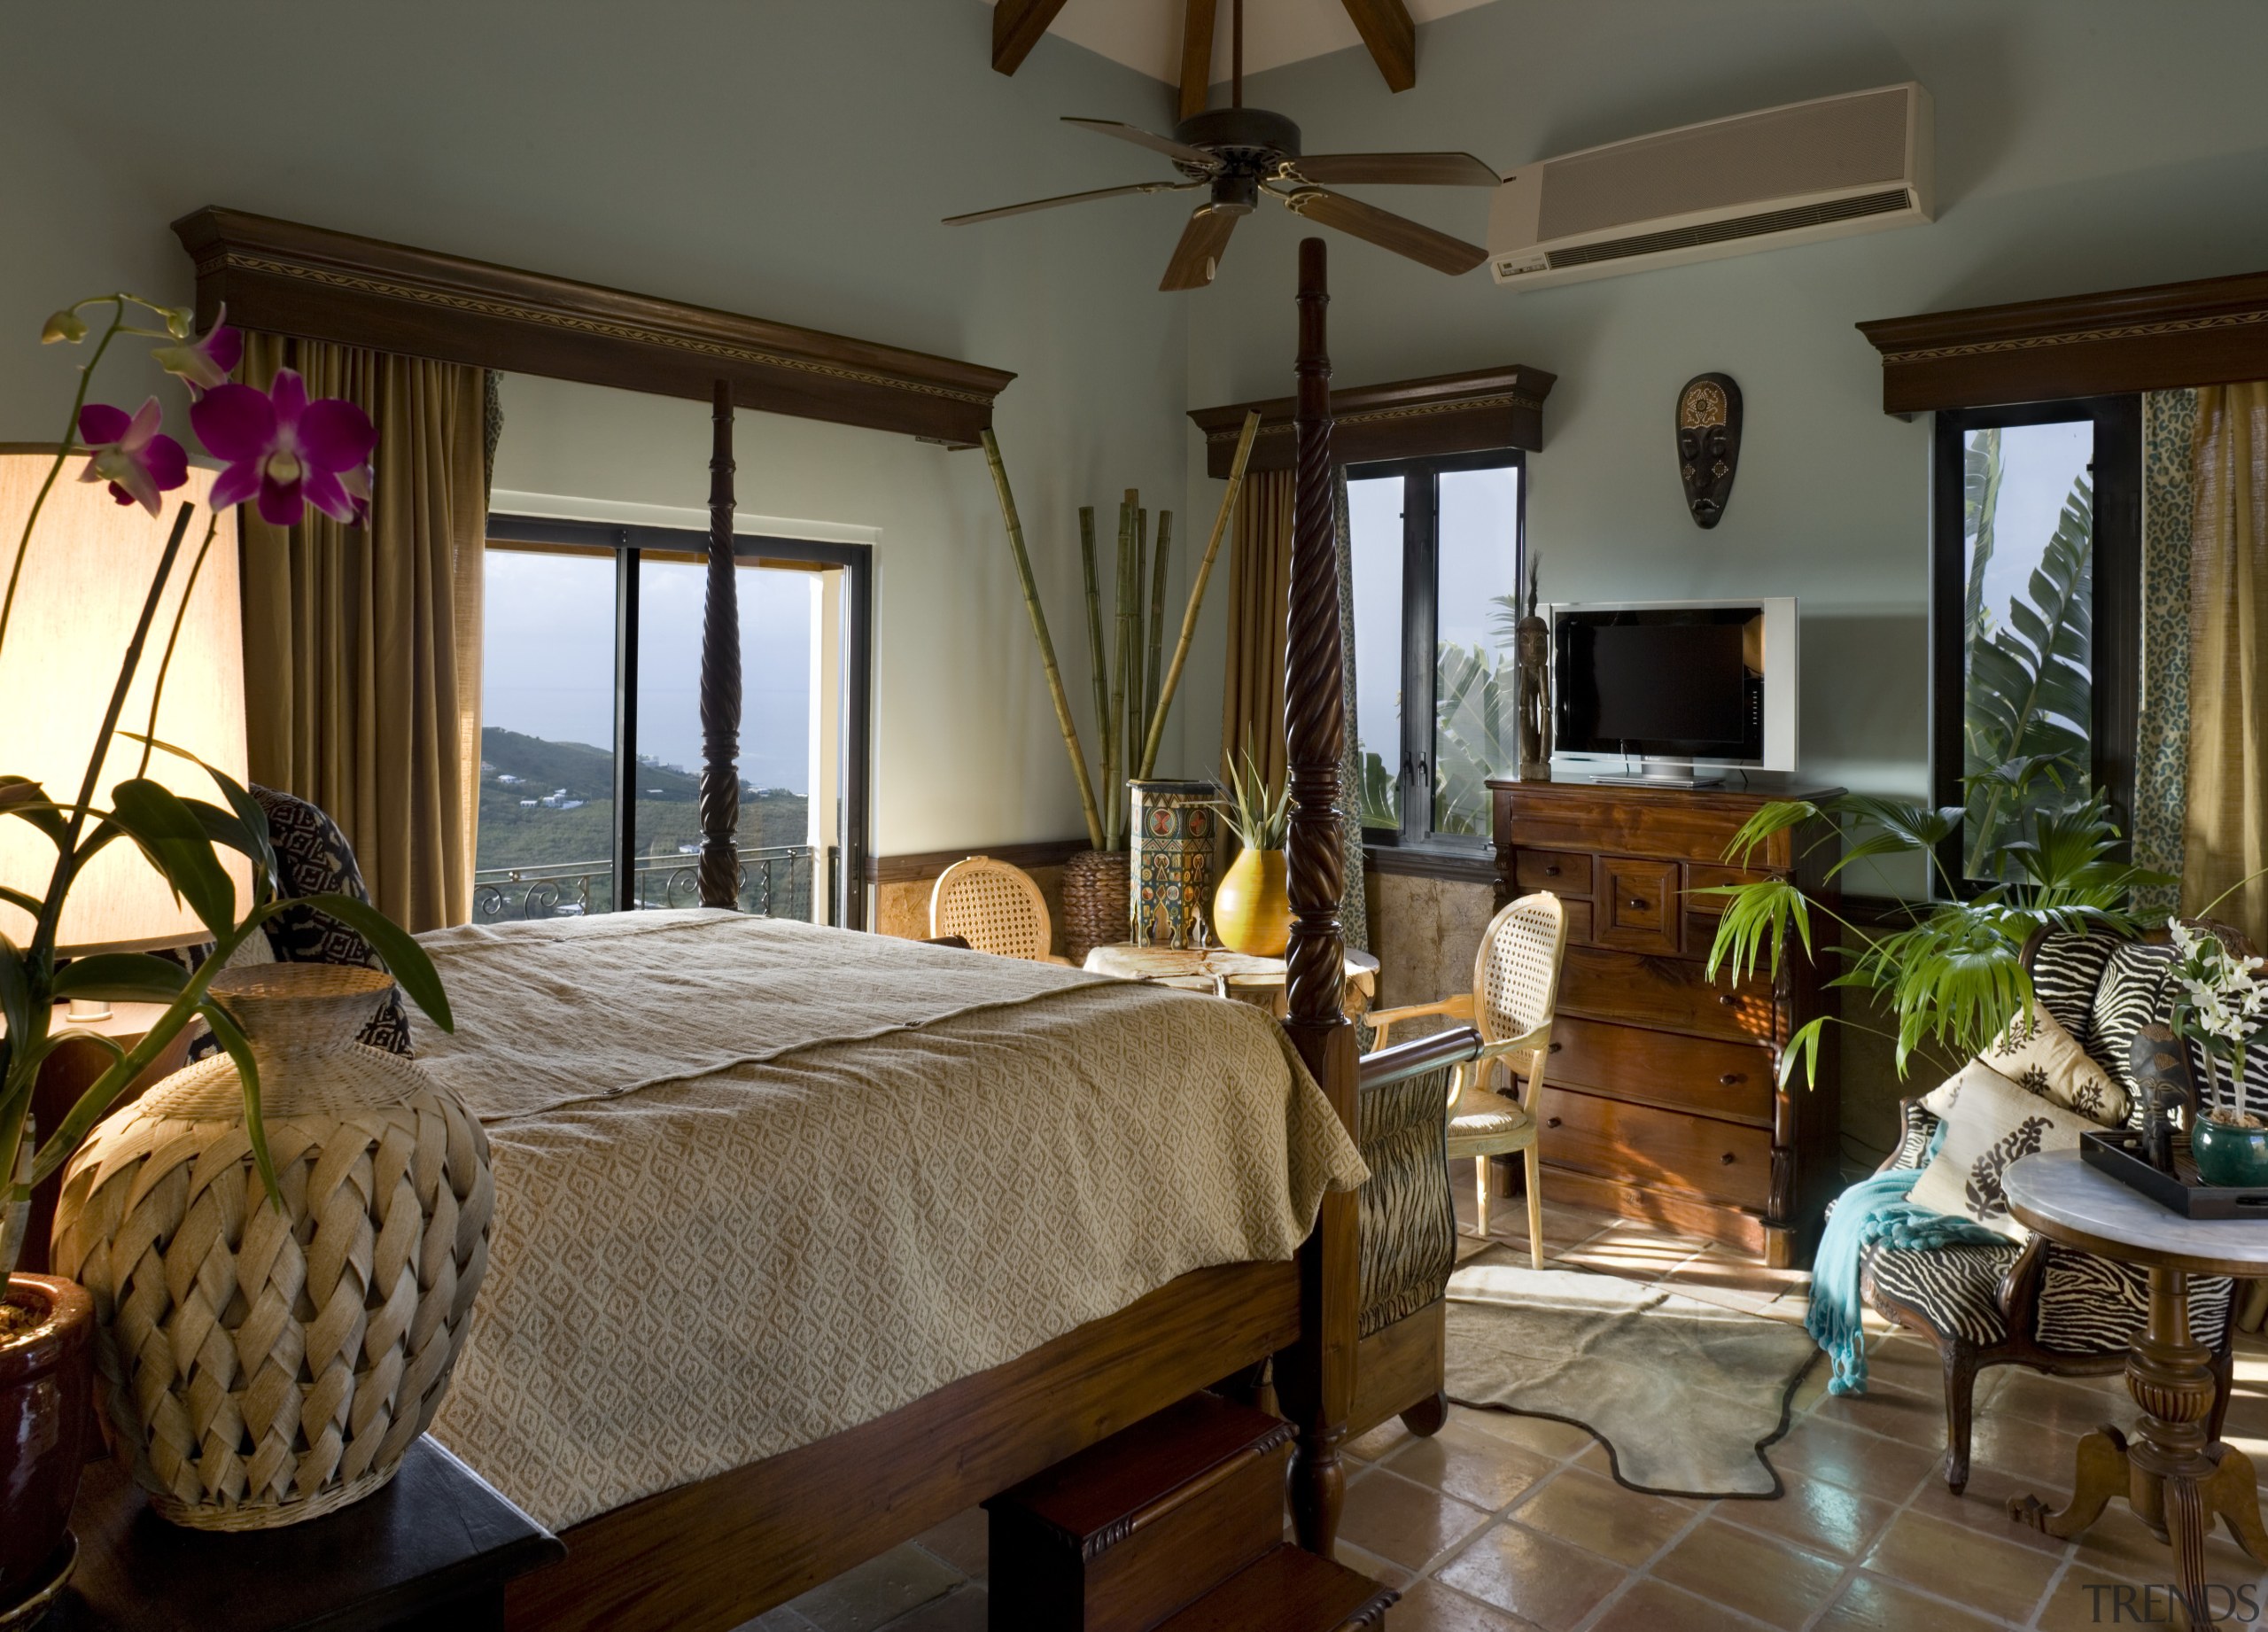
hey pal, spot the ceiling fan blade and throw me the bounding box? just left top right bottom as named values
left=1063, top=116, right=1218, bottom=169
left=1278, top=187, right=1487, bottom=276
left=1161, top=206, right=1244, bottom=291
left=944, top=181, right=1200, bottom=227
left=1293, top=152, right=1500, bottom=187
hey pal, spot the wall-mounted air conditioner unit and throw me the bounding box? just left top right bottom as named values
left=1488, top=82, right=1932, bottom=289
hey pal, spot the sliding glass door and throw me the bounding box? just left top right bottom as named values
left=476, top=517, right=871, bottom=927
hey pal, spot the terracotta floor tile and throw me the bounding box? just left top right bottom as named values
left=1901, top=1460, right=2072, bottom=1556
left=1769, top=1418, right=1938, bottom=1504
left=1987, top=1366, right=2136, bottom=1436
left=1501, top=1468, right=1692, bottom=1566
left=1383, top=1579, right=1546, bottom=1632
left=872, top=1584, right=985, bottom=1632
left=1447, top=1405, right=1596, bottom=1462
left=2033, top=1565, right=2182, bottom=1631
left=1332, top=1541, right=1414, bottom=1590
left=1860, top=1509, right=2062, bottom=1625
left=785, top=1543, right=965, bottom=1632
left=911, top=1506, right=987, bottom=1579
left=1969, top=1414, right=2090, bottom=1492
left=1586, top=1576, right=1774, bottom=1632
left=1860, top=1333, right=1955, bottom=1398
left=2067, top=1504, right=2264, bottom=1590
left=1785, top=1358, right=1833, bottom=1416
left=1715, top=1473, right=1897, bottom=1560
left=1380, top=1416, right=1557, bottom=1512
left=1432, top=1520, right=1629, bottom=1631
left=1648, top=1517, right=1845, bottom=1630
left=1557, top=1224, right=1707, bottom=1283
left=1334, top=1468, right=1493, bottom=1572
left=1345, top=1418, right=1415, bottom=1463
left=1670, top=1244, right=1810, bottom=1301
left=1809, top=1380, right=1954, bottom=1450
left=1814, top=1571, right=2008, bottom=1632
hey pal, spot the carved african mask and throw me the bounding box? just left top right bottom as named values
left=1676, top=373, right=1743, bottom=530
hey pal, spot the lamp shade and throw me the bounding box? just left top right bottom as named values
left=0, top=450, right=250, bottom=954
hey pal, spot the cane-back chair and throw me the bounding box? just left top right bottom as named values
left=928, top=856, right=1069, bottom=964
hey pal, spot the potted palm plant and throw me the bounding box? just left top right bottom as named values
left=1, top=293, right=448, bottom=1608
left=1210, top=750, right=1292, bottom=956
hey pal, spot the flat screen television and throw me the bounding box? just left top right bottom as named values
left=1551, top=598, right=1798, bottom=783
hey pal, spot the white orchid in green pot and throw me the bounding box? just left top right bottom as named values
left=2166, top=921, right=2268, bottom=1186
left=1, top=293, right=451, bottom=1597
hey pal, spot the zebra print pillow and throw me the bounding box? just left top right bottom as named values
left=2030, top=932, right=2121, bottom=1060
left=1911, top=1061, right=2100, bottom=1240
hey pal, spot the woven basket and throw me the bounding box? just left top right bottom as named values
left=50, top=963, right=492, bottom=1532
left=1060, top=848, right=1130, bottom=966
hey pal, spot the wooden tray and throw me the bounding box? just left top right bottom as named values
left=2081, top=1128, right=2268, bottom=1219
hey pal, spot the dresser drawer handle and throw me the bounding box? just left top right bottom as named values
left=1628, top=897, right=1649, bottom=910
left=1542, top=864, right=1561, bottom=875
left=1718, top=993, right=1739, bottom=1006
left=1546, top=1115, right=1562, bottom=1130
left=1720, top=1152, right=1736, bottom=1165
left=1549, top=1042, right=1563, bottom=1054
left=1718, top=1072, right=1744, bottom=1085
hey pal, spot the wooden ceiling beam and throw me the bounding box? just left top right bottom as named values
left=1339, top=0, right=1417, bottom=92
left=1178, top=0, right=1218, bottom=122
left=992, top=0, right=1073, bottom=75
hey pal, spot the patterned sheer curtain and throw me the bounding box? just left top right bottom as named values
left=2184, top=384, right=2268, bottom=947
left=2131, top=389, right=2195, bottom=918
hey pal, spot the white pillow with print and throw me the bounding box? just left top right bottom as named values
left=1981, top=1002, right=2128, bottom=1127
left=1910, top=1060, right=2100, bottom=1240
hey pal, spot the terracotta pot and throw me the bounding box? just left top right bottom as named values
left=1, top=1272, right=93, bottom=1613
left=51, top=963, right=493, bottom=1531
left=2194, top=1113, right=2268, bottom=1188
left=1060, top=848, right=1130, bottom=967
left=1214, top=847, right=1291, bottom=957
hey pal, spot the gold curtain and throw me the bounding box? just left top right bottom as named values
left=2184, top=383, right=2268, bottom=947
left=237, top=334, right=487, bottom=931
left=1220, top=468, right=1294, bottom=786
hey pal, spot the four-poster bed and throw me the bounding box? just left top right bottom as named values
left=175, top=210, right=1388, bottom=1629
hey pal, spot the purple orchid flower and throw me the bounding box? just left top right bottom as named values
left=151, top=305, right=243, bottom=398
left=76, top=398, right=190, bottom=516
left=191, top=369, right=378, bottom=527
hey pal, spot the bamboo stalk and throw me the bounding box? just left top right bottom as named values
left=981, top=431, right=1105, bottom=851
left=1138, top=409, right=1262, bottom=778
left=1078, top=506, right=1110, bottom=815
left=1130, top=505, right=1148, bottom=785
left=1109, top=493, right=1138, bottom=844
left=1144, top=510, right=1171, bottom=755
left=1102, top=499, right=1129, bottom=847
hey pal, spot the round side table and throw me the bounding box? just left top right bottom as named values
left=2001, top=1149, right=2268, bottom=1623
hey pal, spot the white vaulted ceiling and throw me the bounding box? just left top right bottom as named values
left=980, top=0, right=1502, bottom=87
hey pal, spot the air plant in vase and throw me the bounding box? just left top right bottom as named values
left=1210, top=750, right=1292, bottom=956
left=980, top=411, right=1262, bottom=958
left=0, top=295, right=450, bottom=1589
left=2165, top=920, right=2268, bottom=1185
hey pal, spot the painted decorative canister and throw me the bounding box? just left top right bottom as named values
left=1128, top=780, right=1218, bottom=950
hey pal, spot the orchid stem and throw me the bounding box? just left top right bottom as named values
left=136, top=509, right=222, bottom=779
left=0, top=299, right=128, bottom=664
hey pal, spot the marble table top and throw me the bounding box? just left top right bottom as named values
left=2004, top=1149, right=2268, bottom=1278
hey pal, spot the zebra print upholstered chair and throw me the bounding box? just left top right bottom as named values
left=1861, top=925, right=2251, bottom=1493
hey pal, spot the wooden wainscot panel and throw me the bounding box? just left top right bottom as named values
left=1189, top=364, right=1555, bottom=478
left=1546, top=1016, right=1774, bottom=1125
left=174, top=207, right=1016, bottom=447
left=1536, top=1087, right=1773, bottom=1211
left=1556, top=945, right=1782, bottom=1046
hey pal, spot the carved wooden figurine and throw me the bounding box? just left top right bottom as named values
left=1514, top=557, right=1551, bottom=781
left=1676, top=373, right=1743, bottom=529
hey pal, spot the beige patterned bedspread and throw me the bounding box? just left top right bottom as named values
left=417, top=913, right=1366, bottom=1530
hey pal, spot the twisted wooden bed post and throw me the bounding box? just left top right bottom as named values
left=1277, top=237, right=1357, bottom=1558
left=700, top=378, right=742, bottom=909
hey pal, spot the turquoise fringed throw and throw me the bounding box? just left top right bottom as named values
left=1806, top=1130, right=2001, bottom=1396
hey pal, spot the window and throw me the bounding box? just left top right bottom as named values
left=1931, top=398, right=2139, bottom=888
left=476, top=517, right=871, bottom=926
left=1348, top=450, right=1526, bottom=847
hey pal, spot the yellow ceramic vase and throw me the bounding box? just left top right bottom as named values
left=1214, top=847, right=1291, bottom=956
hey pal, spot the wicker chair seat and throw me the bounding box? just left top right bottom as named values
left=1447, top=1101, right=1533, bottom=1146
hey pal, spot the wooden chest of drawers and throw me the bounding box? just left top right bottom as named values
left=1487, top=778, right=1843, bottom=1267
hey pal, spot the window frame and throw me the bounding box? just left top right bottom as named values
left=1928, top=394, right=2140, bottom=895
left=483, top=513, right=874, bottom=928
left=1347, top=447, right=1527, bottom=853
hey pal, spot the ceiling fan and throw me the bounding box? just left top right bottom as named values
left=947, top=0, right=1499, bottom=291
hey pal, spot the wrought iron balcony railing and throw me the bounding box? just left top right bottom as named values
left=471, top=844, right=816, bottom=923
